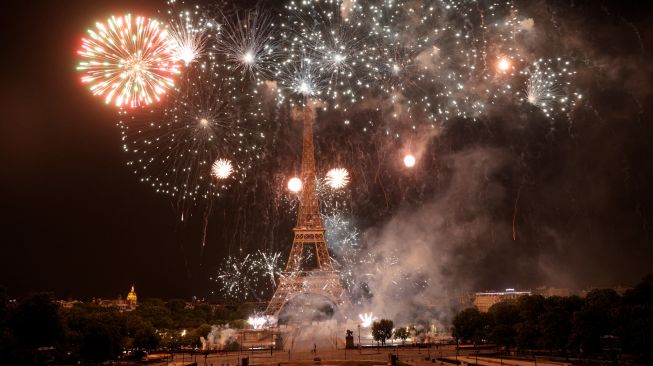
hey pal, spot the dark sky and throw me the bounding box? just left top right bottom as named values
left=1, top=0, right=652, bottom=301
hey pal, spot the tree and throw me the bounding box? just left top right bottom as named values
left=229, top=319, right=247, bottom=329
left=571, top=289, right=620, bottom=354
left=622, top=274, right=653, bottom=306
left=488, top=301, right=519, bottom=350
left=617, top=275, right=653, bottom=354
left=514, top=295, right=545, bottom=350
left=137, top=299, right=173, bottom=329
left=450, top=276, right=653, bottom=359
left=166, top=299, right=187, bottom=314
left=0, top=286, right=7, bottom=324
left=189, top=323, right=212, bottom=347
left=452, top=307, right=491, bottom=344
left=61, top=304, right=126, bottom=363
left=223, top=337, right=241, bottom=352
left=393, top=327, right=409, bottom=344
left=190, top=304, right=214, bottom=325
left=134, top=323, right=160, bottom=351
left=234, top=303, right=256, bottom=320
left=9, top=293, right=64, bottom=348
left=538, top=295, right=582, bottom=352
left=372, top=319, right=393, bottom=346
left=617, top=303, right=653, bottom=354
left=514, top=322, right=539, bottom=351
left=78, top=316, right=123, bottom=362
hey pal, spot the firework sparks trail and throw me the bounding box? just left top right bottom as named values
left=77, top=14, right=181, bottom=108
left=212, top=254, right=261, bottom=300
left=519, top=58, right=582, bottom=118
left=272, top=0, right=378, bottom=109
left=259, top=250, right=284, bottom=287
left=513, top=176, right=526, bottom=241
left=247, top=314, right=277, bottom=329
left=212, top=251, right=285, bottom=301
left=215, top=9, right=279, bottom=79
left=165, top=1, right=213, bottom=65
left=118, top=58, right=262, bottom=215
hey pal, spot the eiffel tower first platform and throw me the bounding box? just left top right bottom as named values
left=265, top=102, right=349, bottom=318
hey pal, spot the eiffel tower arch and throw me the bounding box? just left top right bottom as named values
left=266, top=102, right=349, bottom=319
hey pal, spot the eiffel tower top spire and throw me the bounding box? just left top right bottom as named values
left=296, top=102, right=323, bottom=230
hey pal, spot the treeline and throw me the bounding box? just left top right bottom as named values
left=452, top=275, right=653, bottom=359
left=0, top=291, right=259, bottom=364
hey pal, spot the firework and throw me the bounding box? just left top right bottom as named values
left=273, top=58, right=327, bottom=107
left=519, top=58, right=581, bottom=118
left=215, top=9, right=279, bottom=79
left=212, top=254, right=261, bottom=300
left=287, top=177, right=302, bottom=192
left=247, top=314, right=276, bottom=329
left=165, top=3, right=213, bottom=65
left=77, top=14, right=180, bottom=108
left=325, top=214, right=359, bottom=250
left=359, top=312, right=377, bottom=327
left=211, top=158, right=233, bottom=179
left=273, top=0, right=377, bottom=109
left=211, top=251, right=284, bottom=301
left=259, top=250, right=284, bottom=287
left=403, top=154, right=416, bottom=168
left=325, top=213, right=360, bottom=290
left=498, top=57, right=512, bottom=72
left=118, top=60, right=262, bottom=214
left=325, top=168, right=350, bottom=189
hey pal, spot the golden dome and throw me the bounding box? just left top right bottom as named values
left=126, top=285, right=137, bottom=303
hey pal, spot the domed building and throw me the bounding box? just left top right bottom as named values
left=126, top=285, right=138, bottom=306
left=92, top=285, right=139, bottom=311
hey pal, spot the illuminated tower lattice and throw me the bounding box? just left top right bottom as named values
left=265, top=104, right=349, bottom=318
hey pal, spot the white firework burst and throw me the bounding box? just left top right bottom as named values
left=211, top=158, right=233, bottom=179
left=325, top=167, right=350, bottom=189
left=166, top=4, right=212, bottom=65
left=215, top=9, right=279, bottom=79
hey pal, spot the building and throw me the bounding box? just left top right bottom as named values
left=126, top=285, right=138, bottom=305
left=473, top=289, right=531, bottom=312
left=533, top=286, right=572, bottom=298
left=93, top=285, right=139, bottom=311
left=57, top=299, right=82, bottom=309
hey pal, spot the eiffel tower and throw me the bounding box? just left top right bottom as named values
left=265, top=103, right=349, bottom=318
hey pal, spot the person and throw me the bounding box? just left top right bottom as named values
left=314, top=343, right=317, bottom=353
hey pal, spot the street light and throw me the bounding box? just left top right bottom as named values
left=358, top=325, right=361, bottom=354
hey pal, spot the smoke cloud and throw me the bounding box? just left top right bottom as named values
left=354, top=147, right=511, bottom=326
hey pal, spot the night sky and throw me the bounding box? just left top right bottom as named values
left=1, top=0, right=652, bottom=302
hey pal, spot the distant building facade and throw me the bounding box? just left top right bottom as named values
left=471, top=285, right=635, bottom=312
left=533, top=286, right=572, bottom=298
left=473, top=289, right=531, bottom=312
left=93, top=285, right=139, bottom=311
left=126, top=285, right=137, bottom=305
left=57, top=299, right=82, bottom=309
